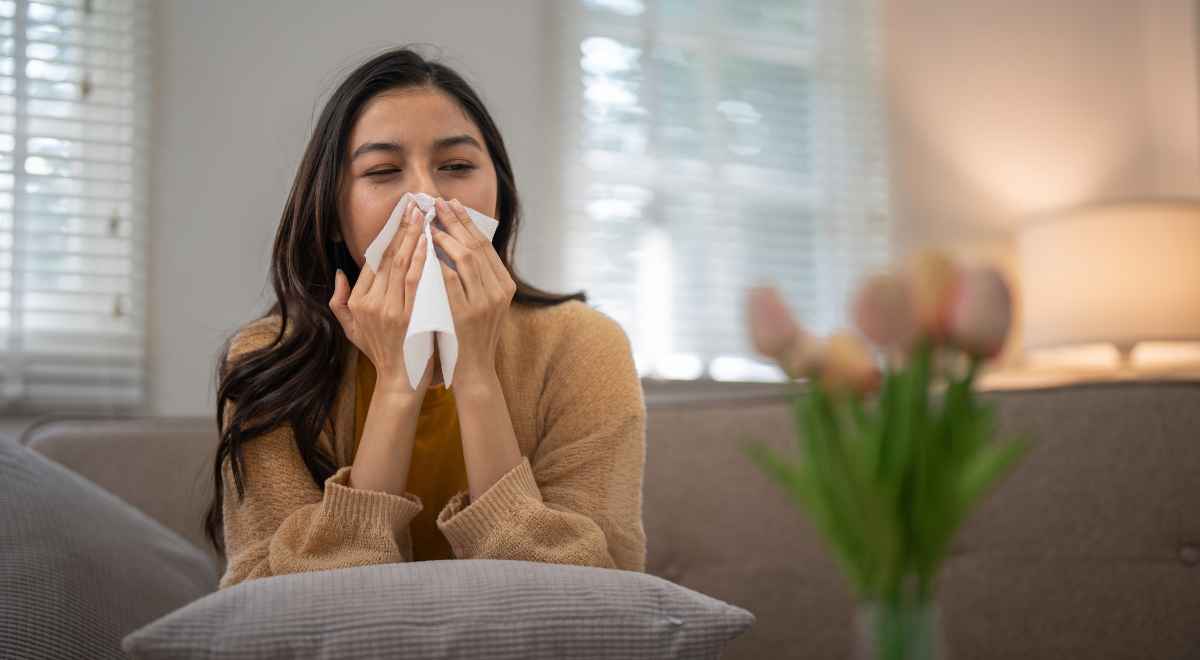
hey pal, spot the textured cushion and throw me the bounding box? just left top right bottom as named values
left=0, top=438, right=219, bottom=660
left=123, top=559, right=755, bottom=659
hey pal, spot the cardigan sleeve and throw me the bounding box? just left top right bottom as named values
left=434, top=307, right=648, bottom=572
left=217, top=322, right=426, bottom=590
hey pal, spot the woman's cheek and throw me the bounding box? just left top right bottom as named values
left=349, top=187, right=395, bottom=253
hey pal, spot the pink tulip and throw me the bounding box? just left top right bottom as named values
left=852, top=272, right=917, bottom=350
left=747, top=285, right=802, bottom=362
left=818, top=331, right=881, bottom=396
left=948, top=267, right=1013, bottom=359
left=781, top=331, right=824, bottom=380
left=904, top=250, right=962, bottom=342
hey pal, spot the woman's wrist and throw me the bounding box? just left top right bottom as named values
left=371, top=377, right=424, bottom=407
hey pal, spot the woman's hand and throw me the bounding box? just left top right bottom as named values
left=429, top=197, right=516, bottom=387
left=330, top=199, right=434, bottom=397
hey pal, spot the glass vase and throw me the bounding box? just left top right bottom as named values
left=852, top=588, right=944, bottom=660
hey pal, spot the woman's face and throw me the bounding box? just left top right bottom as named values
left=338, top=86, right=498, bottom=269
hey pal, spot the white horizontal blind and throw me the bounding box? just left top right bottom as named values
left=0, top=0, right=149, bottom=411
left=559, top=0, right=890, bottom=382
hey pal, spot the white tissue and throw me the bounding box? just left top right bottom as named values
left=362, top=192, right=499, bottom=390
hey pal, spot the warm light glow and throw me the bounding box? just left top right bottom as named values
left=1132, top=342, right=1200, bottom=369
left=1026, top=344, right=1120, bottom=370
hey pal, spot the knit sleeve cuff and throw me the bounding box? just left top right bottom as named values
left=436, top=456, right=542, bottom=557
left=323, top=465, right=424, bottom=530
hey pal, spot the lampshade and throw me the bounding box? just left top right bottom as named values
left=1017, top=200, right=1200, bottom=356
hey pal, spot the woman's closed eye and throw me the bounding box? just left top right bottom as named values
left=441, top=161, right=476, bottom=173
left=364, top=167, right=399, bottom=178
left=363, top=163, right=474, bottom=178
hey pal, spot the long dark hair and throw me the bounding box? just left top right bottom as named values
left=204, top=46, right=585, bottom=556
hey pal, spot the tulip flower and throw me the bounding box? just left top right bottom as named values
left=948, top=267, right=1013, bottom=359
left=781, top=331, right=824, bottom=380
left=853, top=272, right=917, bottom=351
left=741, top=250, right=1031, bottom=639
left=904, top=250, right=961, bottom=342
left=818, top=330, right=881, bottom=396
left=747, top=285, right=801, bottom=362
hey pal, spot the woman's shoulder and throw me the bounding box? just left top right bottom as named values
left=511, top=299, right=642, bottom=410
left=226, top=314, right=286, bottom=361
left=511, top=299, right=632, bottom=357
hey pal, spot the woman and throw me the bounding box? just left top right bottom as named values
left=205, top=47, right=647, bottom=590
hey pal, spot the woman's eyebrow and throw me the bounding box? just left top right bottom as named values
left=351, top=135, right=481, bottom=161
left=351, top=141, right=403, bottom=161
left=434, top=134, right=482, bottom=151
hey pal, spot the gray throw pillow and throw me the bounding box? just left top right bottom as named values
left=123, top=559, right=755, bottom=659
left=0, top=438, right=218, bottom=660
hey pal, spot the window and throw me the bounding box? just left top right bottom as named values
left=0, top=0, right=149, bottom=412
left=556, top=0, right=890, bottom=382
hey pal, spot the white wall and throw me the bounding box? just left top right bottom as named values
left=149, top=0, right=557, bottom=415
left=888, top=0, right=1154, bottom=259
left=1142, top=0, right=1200, bottom=195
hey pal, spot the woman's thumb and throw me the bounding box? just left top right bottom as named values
left=329, top=269, right=352, bottom=328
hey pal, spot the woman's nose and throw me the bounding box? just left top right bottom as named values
left=407, top=170, right=441, bottom=201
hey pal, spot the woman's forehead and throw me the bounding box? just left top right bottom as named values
left=350, top=88, right=480, bottom=149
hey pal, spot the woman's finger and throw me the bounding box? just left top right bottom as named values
left=437, top=251, right=466, bottom=312
left=446, top=213, right=503, bottom=298
left=366, top=200, right=414, bottom=301
left=405, top=233, right=429, bottom=313
left=444, top=200, right=504, bottom=297
left=367, top=243, right=395, bottom=303
left=349, top=252, right=375, bottom=307
left=434, top=197, right=475, bottom=248
left=329, top=268, right=354, bottom=337
left=450, top=198, right=509, bottom=287
left=431, top=222, right=482, bottom=303
left=385, top=204, right=424, bottom=314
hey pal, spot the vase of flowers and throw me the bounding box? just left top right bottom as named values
left=742, top=250, right=1029, bottom=660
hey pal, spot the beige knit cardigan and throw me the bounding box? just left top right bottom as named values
left=217, top=299, right=647, bottom=589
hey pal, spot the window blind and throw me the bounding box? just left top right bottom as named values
left=0, top=0, right=149, bottom=411
left=557, top=0, right=890, bottom=382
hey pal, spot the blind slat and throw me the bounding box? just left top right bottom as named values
left=9, top=326, right=142, bottom=343
left=16, top=266, right=141, bottom=279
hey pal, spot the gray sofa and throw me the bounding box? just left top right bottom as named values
left=13, top=380, right=1200, bottom=659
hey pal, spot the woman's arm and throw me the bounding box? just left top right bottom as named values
left=346, top=380, right=424, bottom=497
left=218, top=327, right=427, bottom=590
left=434, top=308, right=648, bottom=572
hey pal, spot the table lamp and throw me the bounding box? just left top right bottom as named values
left=1017, top=199, right=1200, bottom=371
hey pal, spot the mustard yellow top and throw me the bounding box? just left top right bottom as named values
left=353, top=350, right=467, bottom=562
